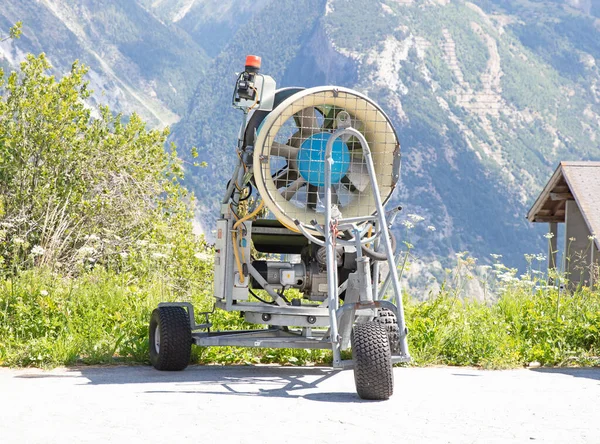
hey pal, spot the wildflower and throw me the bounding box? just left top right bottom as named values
left=85, top=234, right=100, bottom=242
left=13, top=237, right=25, bottom=245
left=544, top=232, right=555, bottom=239
left=569, top=237, right=576, bottom=242
left=119, top=252, right=129, bottom=259
left=490, top=253, right=503, bottom=260
left=136, top=240, right=149, bottom=247
left=427, top=225, right=436, bottom=231
left=151, top=252, right=167, bottom=259
left=31, top=245, right=45, bottom=256
left=408, top=214, right=425, bottom=223
left=78, top=246, right=96, bottom=257
left=588, top=234, right=597, bottom=241
left=401, top=220, right=414, bottom=229
left=480, top=265, right=492, bottom=270
left=535, top=254, right=546, bottom=262
left=40, top=289, right=48, bottom=296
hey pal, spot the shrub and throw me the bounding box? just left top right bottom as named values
left=0, top=54, right=193, bottom=274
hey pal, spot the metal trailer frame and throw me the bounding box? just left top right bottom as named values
left=161, top=127, right=411, bottom=370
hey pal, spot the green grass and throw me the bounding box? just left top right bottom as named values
left=406, top=288, right=600, bottom=368
left=1, top=266, right=598, bottom=369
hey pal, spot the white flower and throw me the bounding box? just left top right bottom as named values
left=151, top=252, right=167, bottom=259
left=78, top=246, right=96, bottom=257
left=535, top=254, right=546, bottom=262
left=31, top=245, right=45, bottom=256
left=194, top=252, right=212, bottom=261
left=588, top=234, right=597, bottom=241
left=13, top=237, right=25, bottom=245
left=427, top=225, right=436, bottom=231
left=119, top=252, right=129, bottom=259
left=569, top=237, right=576, bottom=242
left=490, top=253, right=503, bottom=260
left=40, top=289, right=48, bottom=296
left=408, top=214, right=425, bottom=223
left=544, top=232, right=555, bottom=239
left=401, top=220, right=414, bottom=229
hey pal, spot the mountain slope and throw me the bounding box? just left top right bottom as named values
left=173, top=0, right=600, bottom=268
left=2, top=0, right=600, bottom=271
left=0, top=0, right=208, bottom=126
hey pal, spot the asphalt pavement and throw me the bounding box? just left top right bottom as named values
left=0, top=365, right=599, bottom=443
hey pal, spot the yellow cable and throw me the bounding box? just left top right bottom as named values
left=366, top=224, right=373, bottom=249
left=233, top=201, right=264, bottom=231
left=248, top=85, right=260, bottom=110
left=231, top=201, right=265, bottom=284
left=232, top=229, right=245, bottom=284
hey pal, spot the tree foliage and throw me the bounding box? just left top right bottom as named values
left=0, top=54, right=195, bottom=273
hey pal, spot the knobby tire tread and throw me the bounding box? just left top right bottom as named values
left=149, top=306, right=191, bottom=371
left=351, top=322, right=394, bottom=400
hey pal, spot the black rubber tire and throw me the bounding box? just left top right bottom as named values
left=351, top=322, right=394, bottom=400
left=149, top=306, right=192, bottom=371
left=374, top=308, right=401, bottom=355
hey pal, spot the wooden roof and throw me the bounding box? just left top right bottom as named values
left=527, top=161, right=600, bottom=250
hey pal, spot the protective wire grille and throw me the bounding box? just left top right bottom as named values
left=253, top=88, right=399, bottom=230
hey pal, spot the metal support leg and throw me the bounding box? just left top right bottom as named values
left=324, top=151, right=342, bottom=368
left=325, top=128, right=410, bottom=360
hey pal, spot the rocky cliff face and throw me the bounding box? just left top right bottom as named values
left=0, top=0, right=208, bottom=127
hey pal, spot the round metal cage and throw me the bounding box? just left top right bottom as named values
left=252, top=87, right=400, bottom=231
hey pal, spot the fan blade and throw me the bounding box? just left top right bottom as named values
left=307, top=184, right=318, bottom=210
left=289, top=107, right=321, bottom=147
left=274, top=168, right=298, bottom=189
left=341, top=175, right=358, bottom=193
left=346, top=162, right=370, bottom=192
left=294, top=106, right=320, bottom=133
left=271, top=142, right=299, bottom=160
left=331, top=186, right=340, bottom=205
left=282, top=178, right=307, bottom=200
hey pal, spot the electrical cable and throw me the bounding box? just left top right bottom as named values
left=249, top=288, right=276, bottom=305
left=248, top=85, right=260, bottom=110
left=232, top=201, right=265, bottom=284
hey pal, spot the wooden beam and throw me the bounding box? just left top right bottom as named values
left=550, top=192, right=574, bottom=201
left=552, top=185, right=570, bottom=194
left=534, top=216, right=565, bottom=222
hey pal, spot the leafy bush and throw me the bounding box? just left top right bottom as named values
left=0, top=54, right=194, bottom=275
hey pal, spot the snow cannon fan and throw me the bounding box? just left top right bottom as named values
left=149, top=56, right=411, bottom=402
left=244, top=87, right=401, bottom=233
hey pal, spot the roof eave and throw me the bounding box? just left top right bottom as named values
left=526, top=163, right=564, bottom=223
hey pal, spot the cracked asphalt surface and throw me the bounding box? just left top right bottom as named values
left=1, top=365, right=599, bottom=443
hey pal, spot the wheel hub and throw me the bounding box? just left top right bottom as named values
left=154, top=325, right=160, bottom=353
